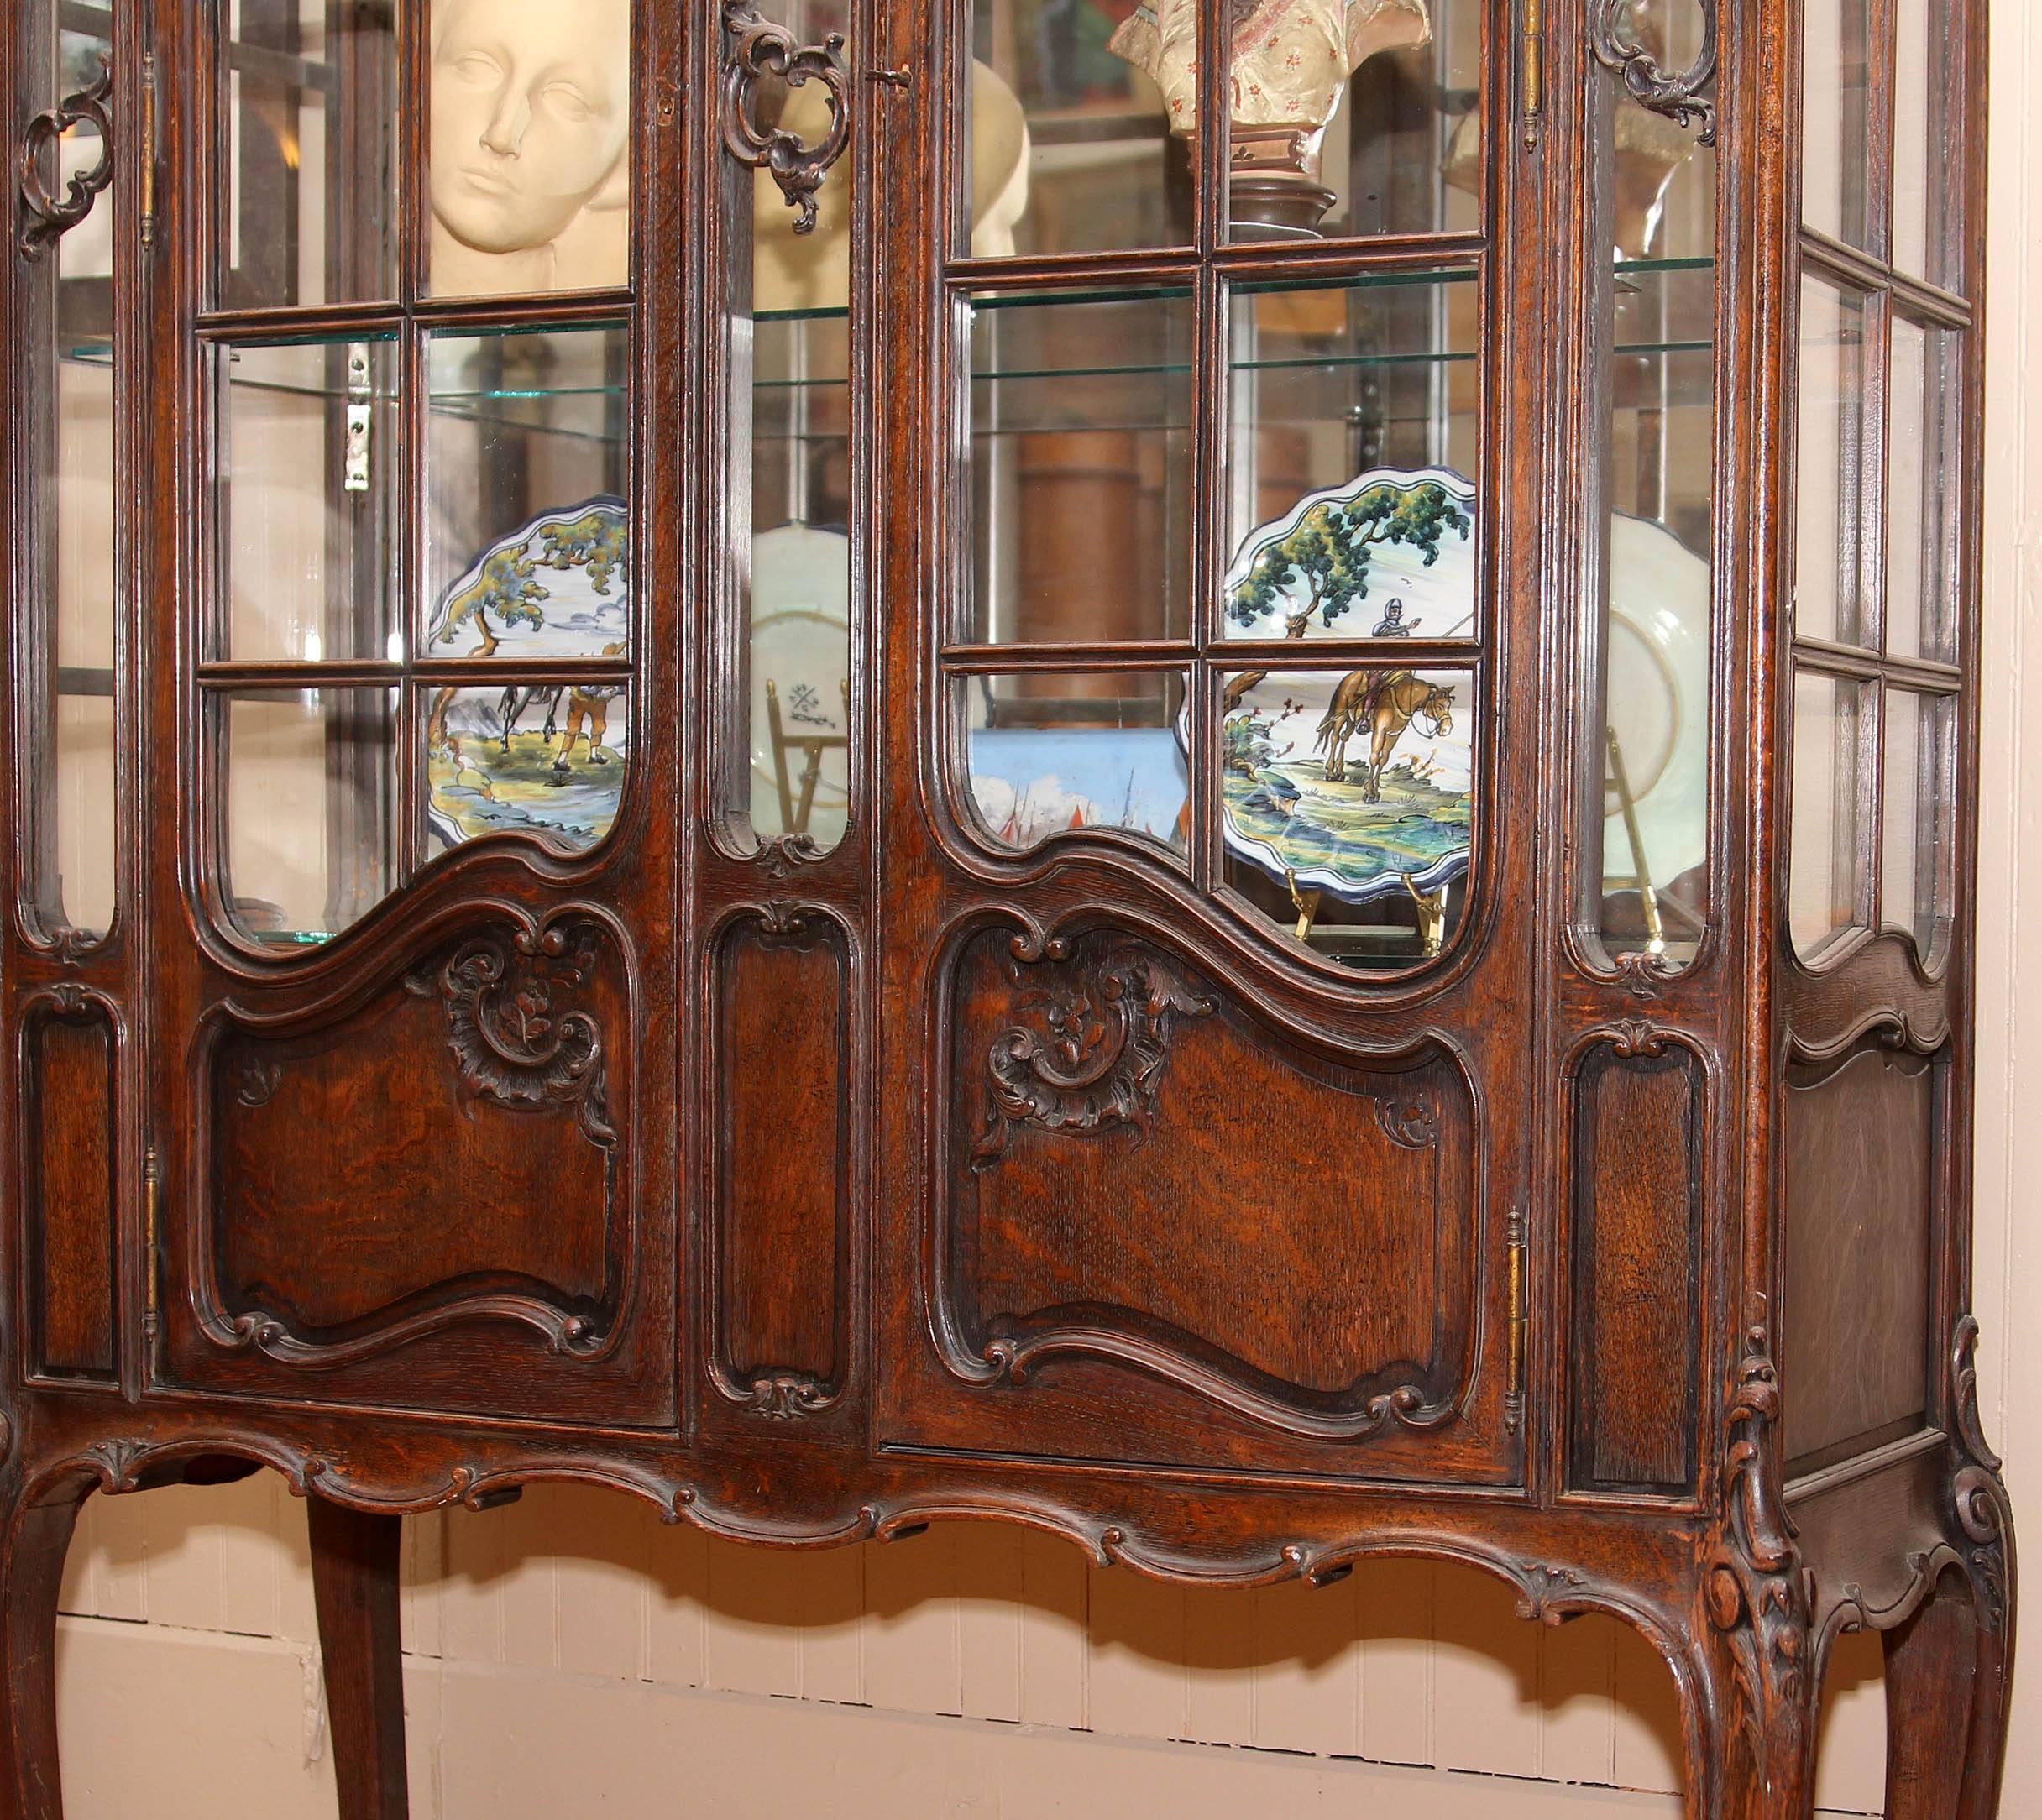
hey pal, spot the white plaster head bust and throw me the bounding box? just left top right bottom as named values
left=430, top=0, right=632, bottom=295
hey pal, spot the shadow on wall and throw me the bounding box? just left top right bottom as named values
left=56, top=1472, right=1894, bottom=1810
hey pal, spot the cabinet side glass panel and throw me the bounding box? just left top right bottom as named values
left=217, top=0, right=398, bottom=309
left=1788, top=670, right=1869, bottom=958
left=966, top=0, right=1188, bottom=258
left=1581, top=69, right=1716, bottom=972
left=1800, top=0, right=1872, bottom=254
left=728, top=2, right=853, bottom=855
left=427, top=0, right=633, bottom=298
left=18, top=8, right=118, bottom=940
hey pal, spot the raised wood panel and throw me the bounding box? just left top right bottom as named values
left=713, top=912, right=850, bottom=1413
left=166, top=916, right=668, bottom=1425
left=22, top=1006, right=118, bottom=1379
left=1783, top=1044, right=1938, bottom=1473
left=1568, top=1043, right=1703, bottom=1495
left=923, top=930, right=1483, bottom=1471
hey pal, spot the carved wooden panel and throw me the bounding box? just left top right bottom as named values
left=20, top=1001, right=118, bottom=1380
left=1566, top=1037, right=1703, bottom=1495
left=1783, top=1043, right=1938, bottom=1474
left=711, top=909, right=850, bottom=1420
left=168, top=915, right=668, bottom=1425
left=898, top=929, right=1492, bottom=1478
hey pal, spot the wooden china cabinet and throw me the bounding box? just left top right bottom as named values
left=0, top=0, right=2015, bottom=1812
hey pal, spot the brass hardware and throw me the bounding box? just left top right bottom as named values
left=722, top=2, right=852, bottom=235
left=143, top=1143, right=162, bottom=1350
left=140, top=51, right=157, bottom=247
left=343, top=342, right=373, bottom=494
left=1521, top=0, right=1543, bottom=149
left=18, top=51, right=114, bottom=260
left=1505, top=1208, right=1527, bottom=1433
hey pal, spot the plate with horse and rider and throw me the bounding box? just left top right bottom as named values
left=1216, top=667, right=1476, bottom=910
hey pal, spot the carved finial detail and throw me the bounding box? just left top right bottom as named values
left=723, top=3, right=852, bottom=235
left=1588, top=0, right=1719, bottom=147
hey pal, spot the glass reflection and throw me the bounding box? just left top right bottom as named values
left=429, top=0, right=632, bottom=295
left=224, top=688, right=396, bottom=946
left=964, top=672, right=1188, bottom=853
left=1800, top=0, right=1871, bottom=250
left=218, top=0, right=398, bottom=308
left=1788, top=670, right=1867, bottom=957
left=1793, top=277, right=1868, bottom=649
left=969, top=288, right=1195, bottom=646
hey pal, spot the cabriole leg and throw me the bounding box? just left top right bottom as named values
left=1883, top=1565, right=2013, bottom=1819
left=0, top=1483, right=86, bottom=1820
left=307, top=1497, right=409, bottom=1820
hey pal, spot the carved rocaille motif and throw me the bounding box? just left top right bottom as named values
left=411, top=921, right=615, bottom=1148
left=1587, top=0, right=1719, bottom=146
left=722, top=1, right=851, bottom=235
left=971, top=941, right=1218, bottom=1169
left=1950, top=1314, right=2013, bottom=1630
left=740, top=1373, right=838, bottom=1420
left=1704, top=1328, right=1813, bottom=1756
left=17, top=50, right=114, bottom=259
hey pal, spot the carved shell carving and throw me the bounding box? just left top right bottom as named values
left=971, top=944, right=1218, bottom=1170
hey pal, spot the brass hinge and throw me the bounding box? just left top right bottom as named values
left=1521, top=0, right=1544, bottom=150
left=1505, top=1208, right=1528, bottom=1433
left=143, top=1142, right=161, bottom=1351
left=139, top=50, right=158, bottom=248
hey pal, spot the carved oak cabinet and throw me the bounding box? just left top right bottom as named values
left=0, top=0, right=2016, bottom=1812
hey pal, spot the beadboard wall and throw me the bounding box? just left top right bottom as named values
left=45, top=7, right=2041, bottom=1812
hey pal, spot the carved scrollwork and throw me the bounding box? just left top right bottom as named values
left=739, top=1373, right=838, bottom=1420
left=412, top=919, right=615, bottom=1147
left=722, top=2, right=851, bottom=235
left=236, top=1058, right=283, bottom=1108
left=1950, top=1314, right=2013, bottom=1631
left=1704, top=1327, right=1813, bottom=1755
left=18, top=51, right=114, bottom=260
left=1372, top=1095, right=1439, bottom=1149
left=1611, top=947, right=1678, bottom=1000
left=1588, top=0, right=1718, bottom=147
left=971, top=944, right=1217, bottom=1170
left=755, top=832, right=825, bottom=881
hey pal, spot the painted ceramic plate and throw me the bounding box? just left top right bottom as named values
left=426, top=496, right=630, bottom=662
left=1604, top=513, right=1710, bottom=892
left=749, top=523, right=852, bottom=844
left=968, top=725, right=1190, bottom=852
left=1223, top=466, right=1478, bottom=645
left=1217, top=669, right=1474, bottom=907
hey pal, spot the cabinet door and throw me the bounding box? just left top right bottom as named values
left=144, top=0, right=678, bottom=1426
left=874, top=0, right=1536, bottom=1483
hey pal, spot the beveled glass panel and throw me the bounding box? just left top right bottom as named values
left=223, top=688, right=396, bottom=947
left=1585, top=67, right=1717, bottom=973
left=1238, top=0, right=1482, bottom=244
left=1891, top=0, right=1940, bottom=282
left=1225, top=272, right=1479, bottom=637
left=1793, top=277, right=1869, bottom=648
left=217, top=337, right=401, bottom=662
left=426, top=325, right=631, bottom=662
left=427, top=683, right=628, bottom=855
left=1885, top=316, right=1957, bottom=664
left=962, top=671, right=1189, bottom=853
left=217, top=0, right=398, bottom=309
left=1221, top=667, right=1473, bottom=968
left=966, top=0, right=1188, bottom=258
left=968, top=288, right=1194, bottom=646
left=22, top=13, right=120, bottom=938
left=1881, top=688, right=1956, bottom=960
left=1789, top=670, right=1869, bottom=958
left=1800, top=0, right=1872, bottom=251
left=428, top=0, right=633, bottom=297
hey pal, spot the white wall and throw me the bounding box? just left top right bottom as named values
left=43, top=7, right=2042, bottom=1813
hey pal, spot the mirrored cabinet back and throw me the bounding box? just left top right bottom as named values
left=0, top=1, right=2014, bottom=1814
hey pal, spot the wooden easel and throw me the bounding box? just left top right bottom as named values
left=767, top=677, right=851, bottom=837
